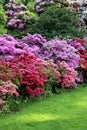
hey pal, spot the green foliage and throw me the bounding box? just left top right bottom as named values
left=0, top=96, right=22, bottom=115
left=0, top=0, right=6, bottom=5
left=0, top=5, right=7, bottom=34
left=28, top=6, right=87, bottom=39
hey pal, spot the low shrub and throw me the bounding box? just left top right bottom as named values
left=0, top=80, right=19, bottom=110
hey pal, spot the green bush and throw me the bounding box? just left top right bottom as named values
left=0, top=5, right=7, bottom=34
left=28, top=6, right=87, bottom=39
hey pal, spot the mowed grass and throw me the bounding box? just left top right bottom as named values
left=0, top=84, right=87, bottom=130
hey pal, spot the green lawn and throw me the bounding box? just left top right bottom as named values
left=0, top=85, right=87, bottom=130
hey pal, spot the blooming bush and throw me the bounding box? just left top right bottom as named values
left=27, top=36, right=80, bottom=69
left=22, top=33, right=47, bottom=47
left=0, top=34, right=30, bottom=61
left=4, top=0, right=38, bottom=37
left=57, top=61, right=77, bottom=89
left=80, top=50, right=87, bottom=70
left=68, top=38, right=85, bottom=51
left=5, top=0, right=27, bottom=29
left=0, top=80, right=19, bottom=109
left=0, top=59, right=21, bottom=85
left=8, top=52, right=48, bottom=97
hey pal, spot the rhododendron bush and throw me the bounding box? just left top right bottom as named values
left=23, top=35, right=80, bottom=69
left=0, top=34, right=30, bottom=61
left=5, top=0, right=27, bottom=29
left=68, top=37, right=87, bottom=71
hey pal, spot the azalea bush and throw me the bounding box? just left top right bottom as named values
left=7, top=52, right=48, bottom=97
left=57, top=61, right=77, bottom=89
left=0, top=59, right=21, bottom=86
left=0, top=80, right=19, bottom=110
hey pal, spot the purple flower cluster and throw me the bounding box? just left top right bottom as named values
left=68, top=39, right=85, bottom=51
left=35, top=0, right=62, bottom=13
left=0, top=34, right=30, bottom=61
left=24, top=36, right=80, bottom=69
left=0, top=33, right=81, bottom=69
left=5, top=0, right=28, bottom=29
left=22, top=33, right=47, bottom=47
left=22, top=33, right=47, bottom=56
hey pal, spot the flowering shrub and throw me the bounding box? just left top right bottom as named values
left=68, top=37, right=87, bottom=71
left=22, top=33, right=47, bottom=47
left=4, top=0, right=38, bottom=37
left=8, top=52, right=48, bottom=97
left=57, top=61, right=77, bottom=89
left=0, top=34, right=30, bottom=61
left=5, top=0, right=27, bottom=29
left=0, top=59, right=21, bottom=86
left=0, top=80, right=19, bottom=109
left=80, top=50, right=87, bottom=70
left=68, top=38, right=85, bottom=51
left=27, top=37, right=80, bottom=69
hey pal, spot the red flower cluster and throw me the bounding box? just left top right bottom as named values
left=74, top=38, right=84, bottom=45
left=80, top=50, right=87, bottom=70
left=73, top=38, right=87, bottom=70
left=0, top=58, right=21, bottom=85
left=9, top=52, right=48, bottom=96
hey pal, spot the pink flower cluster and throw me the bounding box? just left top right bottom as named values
left=0, top=80, right=19, bottom=109
left=57, top=61, right=77, bottom=89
